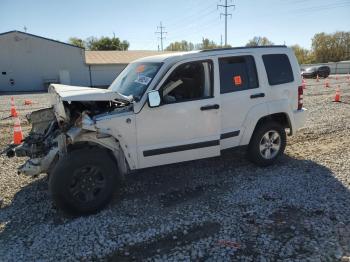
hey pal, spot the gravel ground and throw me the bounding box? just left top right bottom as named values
left=1, top=76, right=350, bottom=261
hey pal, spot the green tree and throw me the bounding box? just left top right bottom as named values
left=311, top=31, right=350, bottom=62
left=86, top=36, right=129, bottom=51
left=165, top=40, right=195, bottom=51
left=68, top=37, right=85, bottom=48
left=196, top=38, right=219, bottom=50
left=246, top=36, right=274, bottom=47
left=290, top=44, right=315, bottom=64
left=166, top=38, right=229, bottom=51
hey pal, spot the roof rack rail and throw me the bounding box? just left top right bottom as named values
left=200, top=45, right=287, bottom=52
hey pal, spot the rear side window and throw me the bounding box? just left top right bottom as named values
left=219, top=55, right=259, bottom=94
left=263, top=54, right=294, bottom=85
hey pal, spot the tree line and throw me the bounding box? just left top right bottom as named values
left=68, top=31, right=350, bottom=64
left=69, top=36, right=129, bottom=51
left=165, top=32, right=350, bottom=64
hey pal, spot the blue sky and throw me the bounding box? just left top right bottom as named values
left=1, top=0, right=349, bottom=50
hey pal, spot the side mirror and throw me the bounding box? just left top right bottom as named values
left=147, top=90, right=161, bottom=108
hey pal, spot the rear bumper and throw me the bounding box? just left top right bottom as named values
left=292, top=108, right=307, bottom=133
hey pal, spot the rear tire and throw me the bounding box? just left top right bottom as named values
left=49, top=147, right=119, bottom=215
left=248, top=121, right=286, bottom=167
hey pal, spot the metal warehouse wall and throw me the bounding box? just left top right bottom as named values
left=301, top=61, right=350, bottom=74
left=89, top=64, right=127, bottom=88
left=0, top=32, right=90, bottom=92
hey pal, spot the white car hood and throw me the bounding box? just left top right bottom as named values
left=48, top=84, right=131, bottom=102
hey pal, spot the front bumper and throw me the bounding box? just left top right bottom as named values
left=18, top=147, right=59, bottom=176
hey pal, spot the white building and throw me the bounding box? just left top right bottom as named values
left=0, top=30, right=171, bottom=92
left=0, top=31, right=90, bottom=92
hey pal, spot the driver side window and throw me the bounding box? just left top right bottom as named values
left=160, top=60, right=213, bottom=104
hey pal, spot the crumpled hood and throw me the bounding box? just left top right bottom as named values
left=48, top=84, right=131, bottom=102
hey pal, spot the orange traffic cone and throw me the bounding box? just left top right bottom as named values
left=324, top=79, right=330, bottom=88
left=24, top=99, right=33, bottom=105
left=302, top=78, right=306, bottom=89
left=333, top=86, right=341, bottom=103
left=316, top=74, right=319, bottom=82
left=10, top=98, right=18, bottom=117
left=13, top=117, right=23, bottom=145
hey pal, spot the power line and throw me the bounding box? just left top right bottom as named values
left=155, top=22, right=167, bottom=51
left=217, top=0, right=235, bottom=46
left=165, top=2, right=214, bottom=28
left=168, top=9, right=218, bottom=37
left=167, top=16, right=222, bottom=43
left=290, top=1, right=350, bottom=14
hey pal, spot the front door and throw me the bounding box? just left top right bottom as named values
left=136, top=59, right=221, bottom=168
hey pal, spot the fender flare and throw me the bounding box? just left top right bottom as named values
left=69, top=132, right=132, bottom=178
left=240, top=100, right=294, bottom=146
left=239, top=103, right=269, bottom=146
left=266, top=99, right=295, bottom=135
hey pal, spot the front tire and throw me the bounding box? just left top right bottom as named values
left=49, top=147, right=119, bottom=215
left=248, top=121, right=286, bottom=167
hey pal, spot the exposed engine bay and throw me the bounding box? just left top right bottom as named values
left=5, top=84, right=133, bottom=177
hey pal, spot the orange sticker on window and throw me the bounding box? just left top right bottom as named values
left=233, top=75, right=242, bottom=86
left=136, top=65, right=145, bottom=73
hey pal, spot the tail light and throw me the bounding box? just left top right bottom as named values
left=298, top=86, right=303, bottom=110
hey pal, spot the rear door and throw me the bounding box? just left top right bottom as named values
left=218, top=53, right=268, bottom=149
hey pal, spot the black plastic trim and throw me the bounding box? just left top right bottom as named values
left=220, top=130, right=240, bottom=139
left=143, top=140, right=219, bottom=157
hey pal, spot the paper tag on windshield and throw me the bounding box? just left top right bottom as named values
left=135, top=74, right=152, bottom=85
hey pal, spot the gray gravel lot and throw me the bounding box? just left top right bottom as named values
left=1, top=76, right=350, bottom=261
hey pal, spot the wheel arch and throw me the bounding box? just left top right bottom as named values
left=255, top=112, right=291, bottom=130
left=240, top=106, right=292, bottom=146
left=67, top=134, right=131, bottom=180
left=250, top=112, right=291, bottom=140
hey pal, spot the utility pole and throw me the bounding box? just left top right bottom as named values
left=23, top=26, right=27, bottom=33
left=155, top=22, right=167, bottom=51
left=220, top=34, right=223, bottom=47
left=217, top=0, right=235, bottom=46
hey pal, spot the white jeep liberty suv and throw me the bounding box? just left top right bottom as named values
left=6, top=46, right=306, bottom=215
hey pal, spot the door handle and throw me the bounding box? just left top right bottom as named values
left=200, top=104, right=220, bottom=111
left=250, top=93, right=265, bottom=99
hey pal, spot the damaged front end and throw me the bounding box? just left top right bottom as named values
left=5, top=84, right=133, bottom=177
left=6, top=108, right=62, bottom=176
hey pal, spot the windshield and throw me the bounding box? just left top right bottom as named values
left=109, top=62, right=162, bottom=101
